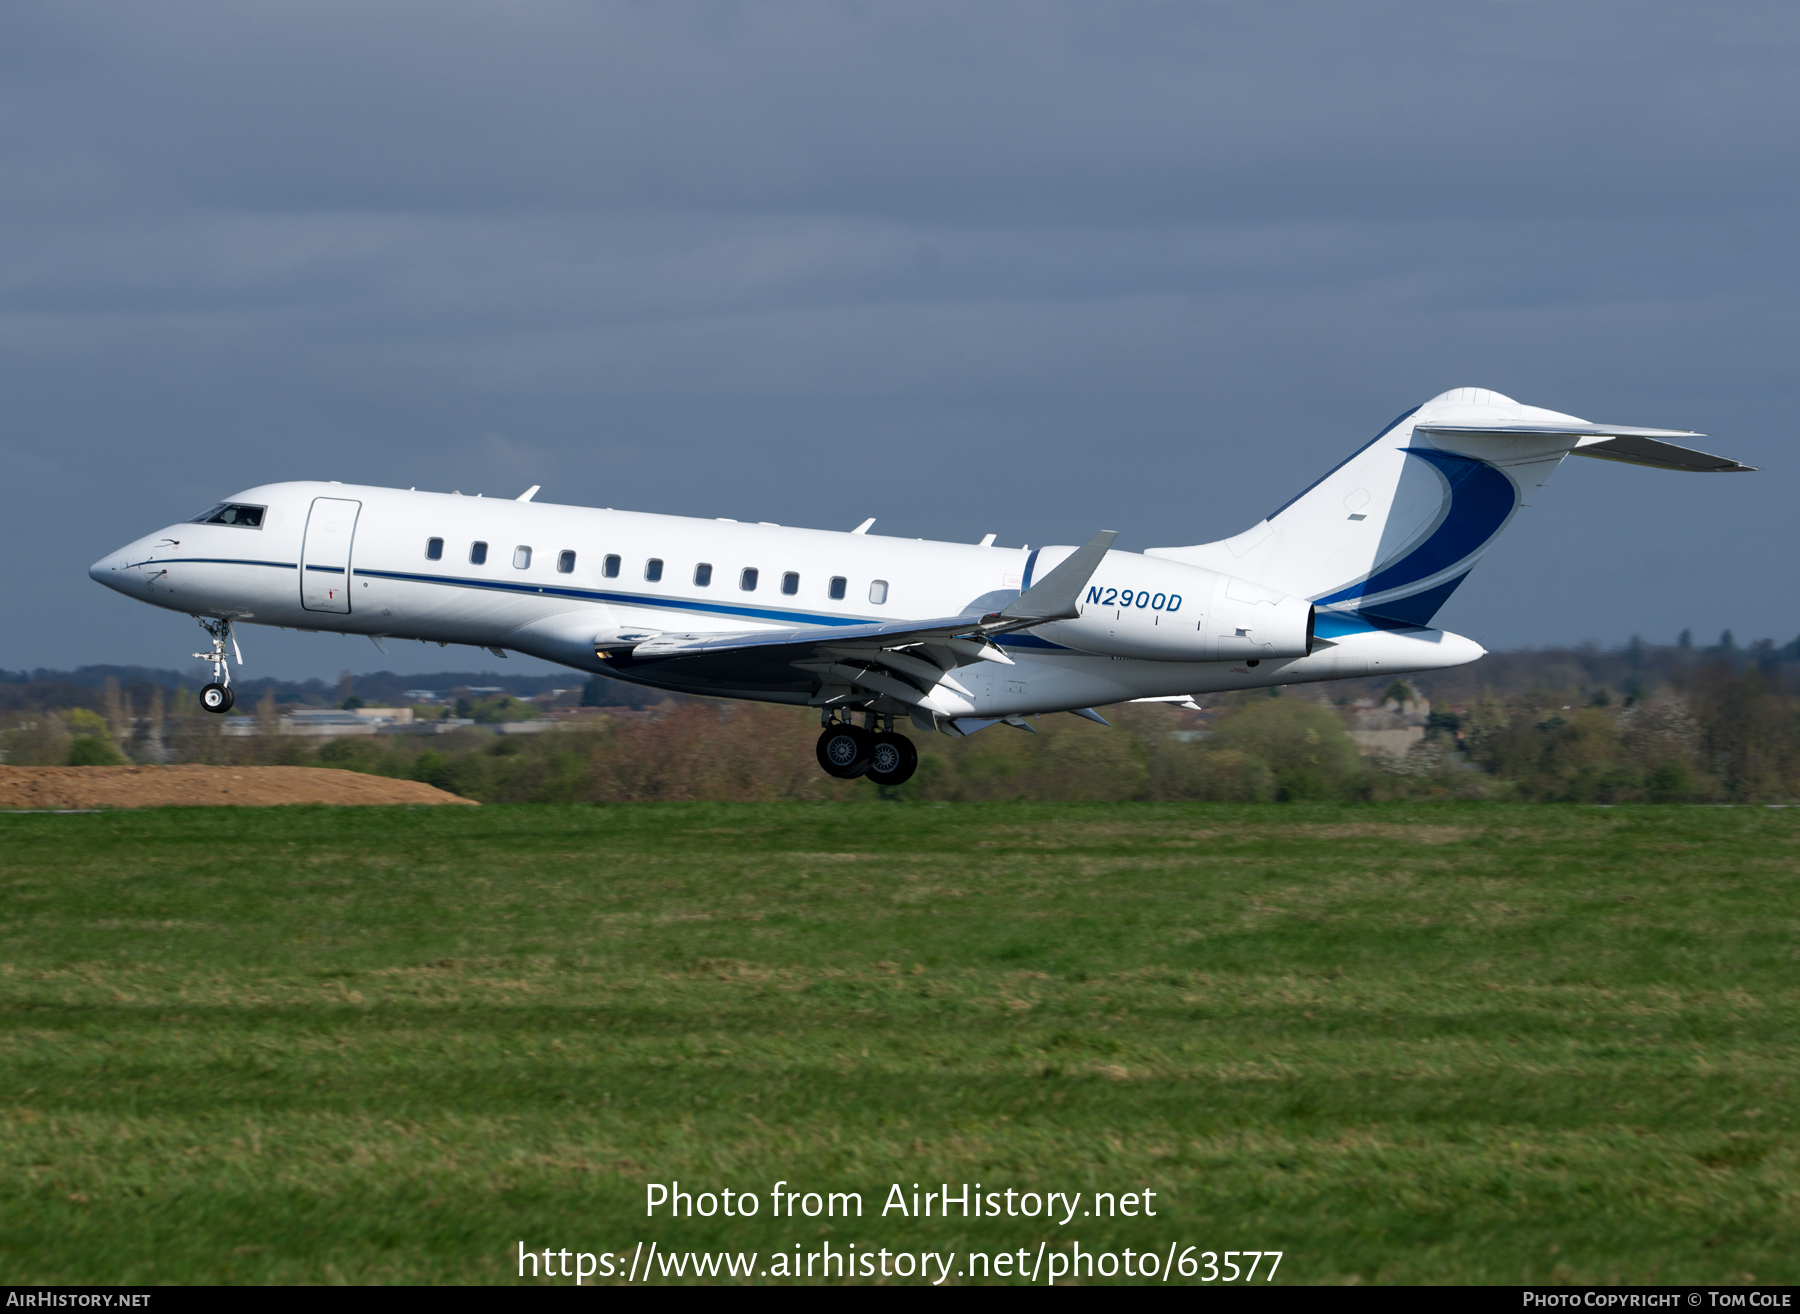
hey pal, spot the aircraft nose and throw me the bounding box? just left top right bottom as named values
left=89, top=547, right=135, bottom=592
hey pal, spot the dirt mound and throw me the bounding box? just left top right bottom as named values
left=0, top=765, right=477, bottom=810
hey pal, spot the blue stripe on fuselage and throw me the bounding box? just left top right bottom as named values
left=123, top=557, right=296, bottom=571
left=122, top=557, right=1079, bottom=650
left=353, top=566, right=897, bottom=629
left=359, top=565, right=1075, bottom=647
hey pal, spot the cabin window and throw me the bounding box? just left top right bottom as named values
left=425, top=538, right=444, bottom=561
left=781, top=571, right=799, bottom=596
left=190, top=503, right=265, bottom=528
left=603, top=554, right=620, bottom=578
left=829, top=576, right=846, bottom=601
left=869, top=580, right=889, bottom=605
left=557, top=550, right=575, bottom=574
left=694, top=563, right=713, bottom=587
left=645, top=558, right=663, bottom=582
left=740, top=567, right=758, bottom=592
left=470, top=541, right=489, bottom=565
left=513, top=546, right=532, bottom=570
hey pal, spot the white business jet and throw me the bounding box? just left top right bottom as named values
left=90, top=388, right=1748, bottom=786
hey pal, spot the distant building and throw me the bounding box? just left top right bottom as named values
left=221, top=706, right=466, bottom=738
left=1341, top=692, right=1430, bottom=760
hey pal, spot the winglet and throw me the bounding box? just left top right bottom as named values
left=1000, top=531, right=1118, bottom=622
left=516, top=485, right=541, bottom=502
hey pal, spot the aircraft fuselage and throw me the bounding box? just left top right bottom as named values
left=89, top=480, right=1483, bottom=718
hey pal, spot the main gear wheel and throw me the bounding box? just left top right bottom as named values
left=865, top=731, right=918, bottom=786
left=816, top=724, right=874, bottom=778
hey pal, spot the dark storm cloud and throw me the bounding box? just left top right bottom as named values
left=10, top=3, right=1799, bottom=221
left=1, top=2, right=1796, bottom=675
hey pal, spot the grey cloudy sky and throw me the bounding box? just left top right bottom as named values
left=3, top=2, right=1797, bottom=678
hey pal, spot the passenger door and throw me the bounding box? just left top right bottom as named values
left=301, top=497, right=361, bottom=613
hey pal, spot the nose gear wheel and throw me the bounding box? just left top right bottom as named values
left=192, top=616, right=241, bottom=714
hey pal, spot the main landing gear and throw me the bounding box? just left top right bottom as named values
left=193, top=616, right=241, bottom=714
left=816, top=713, right=918, bottom=786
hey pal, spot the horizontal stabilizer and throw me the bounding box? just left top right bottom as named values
left=1570, top=434, right=1753, bottom=473
left=1416, top=424, right=1753, bottom=473
left=1148, top=389, right=1749, bottom=634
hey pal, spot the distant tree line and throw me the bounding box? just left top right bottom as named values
left=0, top=664, right=604, bottom=712
left=6, top=635, right=1800, bottom=803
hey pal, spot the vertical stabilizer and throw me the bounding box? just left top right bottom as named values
left=1148, top=389, right=1606, bottom=626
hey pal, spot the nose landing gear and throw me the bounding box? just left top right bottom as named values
left=193, top=617, right=241, bottom=714
left=816, top=712, right=918, bottom=786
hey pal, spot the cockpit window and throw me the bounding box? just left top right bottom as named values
left=190, top=503, right=265, bottom=528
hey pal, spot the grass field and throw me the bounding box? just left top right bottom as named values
left=1, top=802, right=1796, bottom=1285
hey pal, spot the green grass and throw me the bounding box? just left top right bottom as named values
left=1, top=802, right=1796, bottom=1284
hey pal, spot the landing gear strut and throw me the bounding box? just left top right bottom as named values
left=194, top=616, right=241, bottom=714
left=816, top=711, right=918, bottom=786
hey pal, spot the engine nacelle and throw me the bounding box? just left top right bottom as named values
left=1030, top=549, right=1313, bottom=662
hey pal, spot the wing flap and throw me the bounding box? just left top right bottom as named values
left=621, top=613, right=1004, bottom=662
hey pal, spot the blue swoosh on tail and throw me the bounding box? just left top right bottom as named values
left=1313, top=450, right=1516, bottom=612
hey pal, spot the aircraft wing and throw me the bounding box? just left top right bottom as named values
left=601, top=531, right=1118, bottom=709
left=603, top=613, right=1026, bottom=712
left=622, top=614, right=1015, bottom=662
left=614, top=529, right=1117, bottom=665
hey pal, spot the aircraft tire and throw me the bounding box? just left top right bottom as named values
left=200, top=683, right=234, bottom=714
left=816, top=724, right=874, bottom=778
left=865, top=732, right=918, bottom=787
